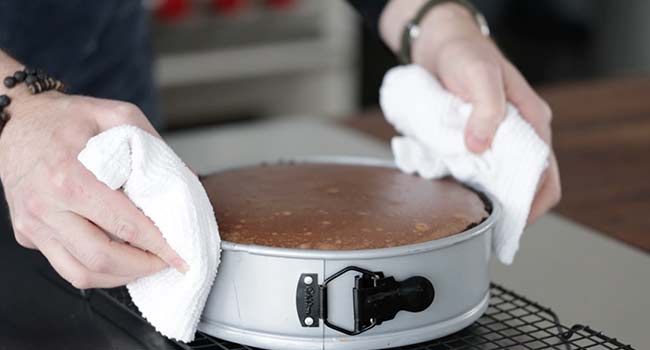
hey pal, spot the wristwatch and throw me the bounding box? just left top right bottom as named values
left=398, top=0, right=490, bottom=64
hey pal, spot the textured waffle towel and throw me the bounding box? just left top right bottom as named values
left=380, top=65, right=549, bottom=264
left=78, top=125, right=220, bottom=342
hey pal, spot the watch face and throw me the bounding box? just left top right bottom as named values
left=407, top=22, right=421, bottom=40
left=476, top=13, right=491, bottom=36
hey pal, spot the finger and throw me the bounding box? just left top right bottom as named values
left=64, top=163, right=188, bottom=273
left=502, top=62, right=552, bottom=142
left=503, top=61, right=559, bottom=222
left=463, top=63, right=507, bottom=153
left=33, top=233, right=136, bottom=289
left=44, top=210, right=167, bottom=277
left=14, top=232, right=37, bottom=249
left=9, top=207, right=42, bottom=250
left=528, top=153, right=561, bottom=223
left=3, top=200, right=35, bottom=248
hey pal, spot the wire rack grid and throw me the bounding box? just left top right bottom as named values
left=88, top=283, right=636, bottom=350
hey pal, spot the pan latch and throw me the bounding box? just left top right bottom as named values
left=296, top=266, right=435, bottom=336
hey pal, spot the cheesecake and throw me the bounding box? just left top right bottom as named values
left=201, top=163, right=490, bottom=250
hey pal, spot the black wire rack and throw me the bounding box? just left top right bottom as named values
left=86, top=283, right=636, bottom=350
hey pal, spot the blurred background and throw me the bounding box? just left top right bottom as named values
left=149, top=0, right=650, bottom=129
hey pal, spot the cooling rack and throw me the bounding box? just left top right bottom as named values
left=85, top=283, right=636, bottom=350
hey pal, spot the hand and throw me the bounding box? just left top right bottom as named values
left=380, top=1, right=561, bottom=222
left=0, top=88, right=188, bottom=289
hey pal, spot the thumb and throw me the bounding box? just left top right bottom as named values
left=463, top=64, right=506, bottom=153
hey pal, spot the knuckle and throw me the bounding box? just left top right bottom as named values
left=23, top=192, right=45, bottom=218
left=115, top=221, right=139, bottom=244
left=12, top=217, right=27, bottom=236
left=14, top=233, right=34, bottom=249
left=49, top=164, right=79, bottom=199
left=69, top=270, right=94, bottom=289
left=112, top=102, right=143, bottom=122
left=12, top=215, right=38, bottom=239
left=84, top=250, right=111, bottom=273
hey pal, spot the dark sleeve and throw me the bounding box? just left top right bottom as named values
left=346, top=0, right=390, bottom=38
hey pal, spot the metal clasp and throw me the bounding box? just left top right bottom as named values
left=296, top=266, right=435, bottom=336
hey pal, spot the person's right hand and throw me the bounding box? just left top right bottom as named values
left=0, top=89, right=188, bottom=289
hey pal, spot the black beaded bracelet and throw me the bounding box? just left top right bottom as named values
left=0, top=67, right=65, bottom=133
left=0, top=94, right=11, bottom=132
left=0, top=95, right=10, bottom=132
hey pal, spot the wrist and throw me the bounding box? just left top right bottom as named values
left=0, top=89, right=63, bottom=183
left=0, top=52, right=66, bottom=135
left=411, top=3, right=486, bottom=66
left=0, top=80, right=64, bottom=143
left=0, top=55, right=31, bottom=105
left=381, top=0, right=489, bottom=67
left=7, top=89, right=63, bottom=120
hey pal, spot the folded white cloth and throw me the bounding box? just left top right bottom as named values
left=78, top=125, right=220, bottom=342
left=380, top=65, right=549, bottom=264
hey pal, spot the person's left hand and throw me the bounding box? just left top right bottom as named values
left=380, top=1, right=561, bottom=223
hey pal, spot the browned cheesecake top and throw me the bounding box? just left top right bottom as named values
left=202, top=163, right=489, bottom=250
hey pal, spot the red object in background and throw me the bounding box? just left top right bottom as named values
left=156, top=0, right=191, bottom=21
left=211, top=0, right=248, bottom=15
left=265, top=0, right=297, bottom=10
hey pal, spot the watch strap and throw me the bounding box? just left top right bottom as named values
left=398, top=0, right=489, bottom=64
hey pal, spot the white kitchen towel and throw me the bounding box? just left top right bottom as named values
left=380, top=65, right=549, bottom=264
left=78, top=125, right=221, bottom=342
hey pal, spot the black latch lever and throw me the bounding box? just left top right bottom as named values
left=297, top=266, right=435, bottom=336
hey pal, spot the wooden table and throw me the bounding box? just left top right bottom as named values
left=344, top=77, right=650, bottom=253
